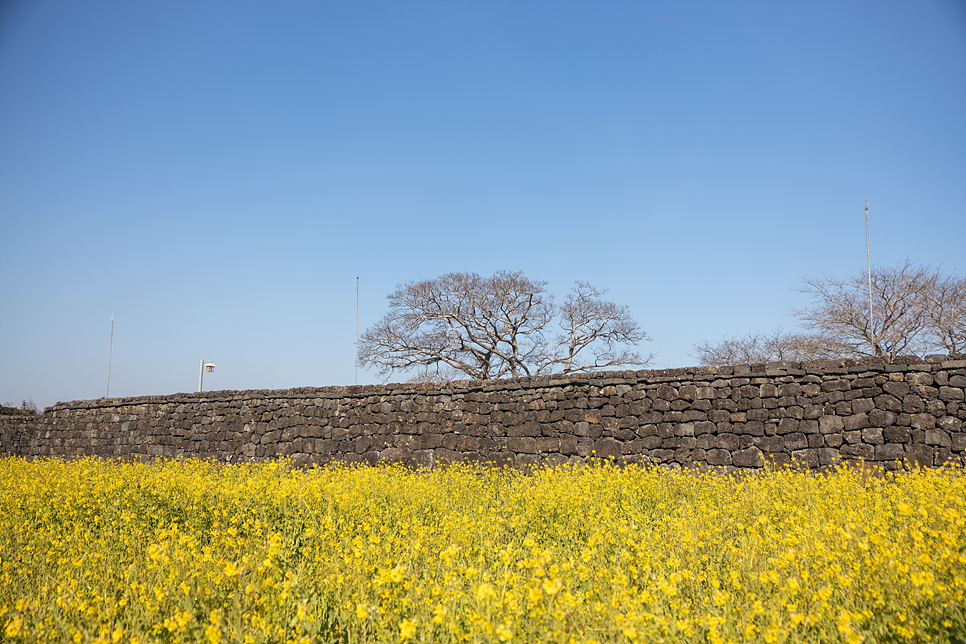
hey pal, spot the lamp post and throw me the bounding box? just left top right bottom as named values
left=198, top=360, right=216, bottom=393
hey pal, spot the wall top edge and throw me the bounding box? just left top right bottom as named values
left=37, top=354, right=963, bottom=415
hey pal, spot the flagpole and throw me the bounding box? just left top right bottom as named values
left=865, top=201, right=874, bottom=342
left=106, top=314, right=114, bottom=398
left=355, top=276, right=359, bottom=385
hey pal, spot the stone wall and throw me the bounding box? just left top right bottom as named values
left=2, top=356, right=964, bottom=471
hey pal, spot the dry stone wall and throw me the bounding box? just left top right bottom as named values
left=2, top=356, right=964, bottom=471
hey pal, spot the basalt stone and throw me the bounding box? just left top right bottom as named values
left=753, top=436, right=784, bottom=453
left=841, top=443, right=874, bottom=460
left=595, top=437, right=622, bottom=459
left=902, top=395, right=926, bottom=414
left=822, top=379, right=851, bottom=392
left=819, top=416, right=844, bottom=434
left=874, top=443, right=904, bottom=461
left=732, top=446, right=764, bottom=467
left=938, top=416, right=963, bottom=432
left=906, top=444, right=935, bottom=468
left=925, top=430, right=951, bottom=448
left=706, top=449, right=733, bottom=466
left=940, top=387, right=965, bottom=402
left=784, top=433, right=808, bottom=451
left=843, top=413, right=869, bottom=431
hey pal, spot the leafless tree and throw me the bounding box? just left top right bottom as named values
left=795, top=261, right=944, bottom=360
left=691, top=328, right=854, bottom=366
left=358, top=272, right=652, bottom=381
left=922, top=272, right=966, bottom=355
left=542, top=282, right=653, bottom=374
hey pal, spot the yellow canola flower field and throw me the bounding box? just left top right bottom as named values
left=1, top=457, right=964, bottom=644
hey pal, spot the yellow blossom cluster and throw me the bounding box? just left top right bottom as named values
left=0, top=456, right=963, bottom=643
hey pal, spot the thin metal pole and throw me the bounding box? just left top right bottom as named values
left=106, top=315, right=114, bottom=398
left=865, top=201, right=875, bottom=351
left=355, top=276, right=359, bottom=385
left=198, top=359, right=205, bottom=393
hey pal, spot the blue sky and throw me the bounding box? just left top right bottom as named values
left=1, top=0, right=964, bottom=411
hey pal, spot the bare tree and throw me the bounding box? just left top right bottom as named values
left=692, top=328, right=854, bottom=366
left=795, top=261, right=942, bottom=360
left=543, top=282, right=653, bottom=374
left=358, top=272, right=652, bottom=381
left=922, top=272, right=966, bottom=355
left=693, top=263, right=964, bottom=367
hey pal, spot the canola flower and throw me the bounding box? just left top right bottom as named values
left=0, top=456, right=964, bottom=643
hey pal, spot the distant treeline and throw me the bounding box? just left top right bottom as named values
left=0, top=401, right=37, bottom=416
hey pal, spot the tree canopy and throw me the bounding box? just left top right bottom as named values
left=359, top=271, right=652, bottom=381
left=694, top=262, right=965, bottom=366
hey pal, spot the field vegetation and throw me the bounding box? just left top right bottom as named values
left=1, top=457, right=964, bottom=643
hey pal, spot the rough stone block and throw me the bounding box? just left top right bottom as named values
left=695, top=434, right=715, bottom=450
left=883, top=381, right=910, bottom=396
left=843, top=413, right=869, bottom=431
left=560, top=435, right=578, bottom=455
left=861, top=427, right=883, bottom=445
left=902, top=395, right=926, bottom=414
left=939, top=387, right=965, bottom=402
left=925, top=430, right=951, bottom=448
left=874, top=443, right=904, bottom=461
left=706, top=448, right=732, bottom=466
left=507, top=437, right=537, bottom=454
left=825, top=434, right=844, bottom=448
left=882, top=426, right=911, bottom=443
left=732, top=446, right=764, bottom=467
left=868, top=409, right=896, bottom=427
left=694, top=421, right=716, bottom=435
left=595, top=438, right=622, bottom=459
left=791, top=448, right=819, bottom=468
left=841, top=443, right=874, bottom=460
left=822, top=379, right=851, bottom=392
left=779, top=383, right=802, bottom=397
left=535, top=437, right=561, bottom=453
left=905, top=444, right=935, bottom=468
left=753, top=436, right=784, bottom=453
left=819, top=416, right=844, bottom=434
left=674, top=423, right=695, bottom=437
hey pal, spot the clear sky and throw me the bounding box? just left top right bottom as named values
left=1, top=0, right=964, bottom=412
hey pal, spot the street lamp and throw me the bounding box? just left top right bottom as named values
left=198, top=360, right=216, bottom=393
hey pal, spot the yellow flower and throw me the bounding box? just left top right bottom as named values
left=400, top=618, right=417, bottom=640
left=496, top=623, right=514, bottom=641
left=476, top=582, right=497, bottom=602
left=4, top=615, right=22, bottom=638
left=205, top=624, right=221, bottom=644
left=542, top=577, right=563, bottom=596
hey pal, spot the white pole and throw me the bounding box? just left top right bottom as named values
left=355, top=276, right=359, bottom=385
left=198, top=359, right=205, bottom=393
left=865, top=201, right=875, bottom=351
left=106, top=314, right=114, bottom=398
